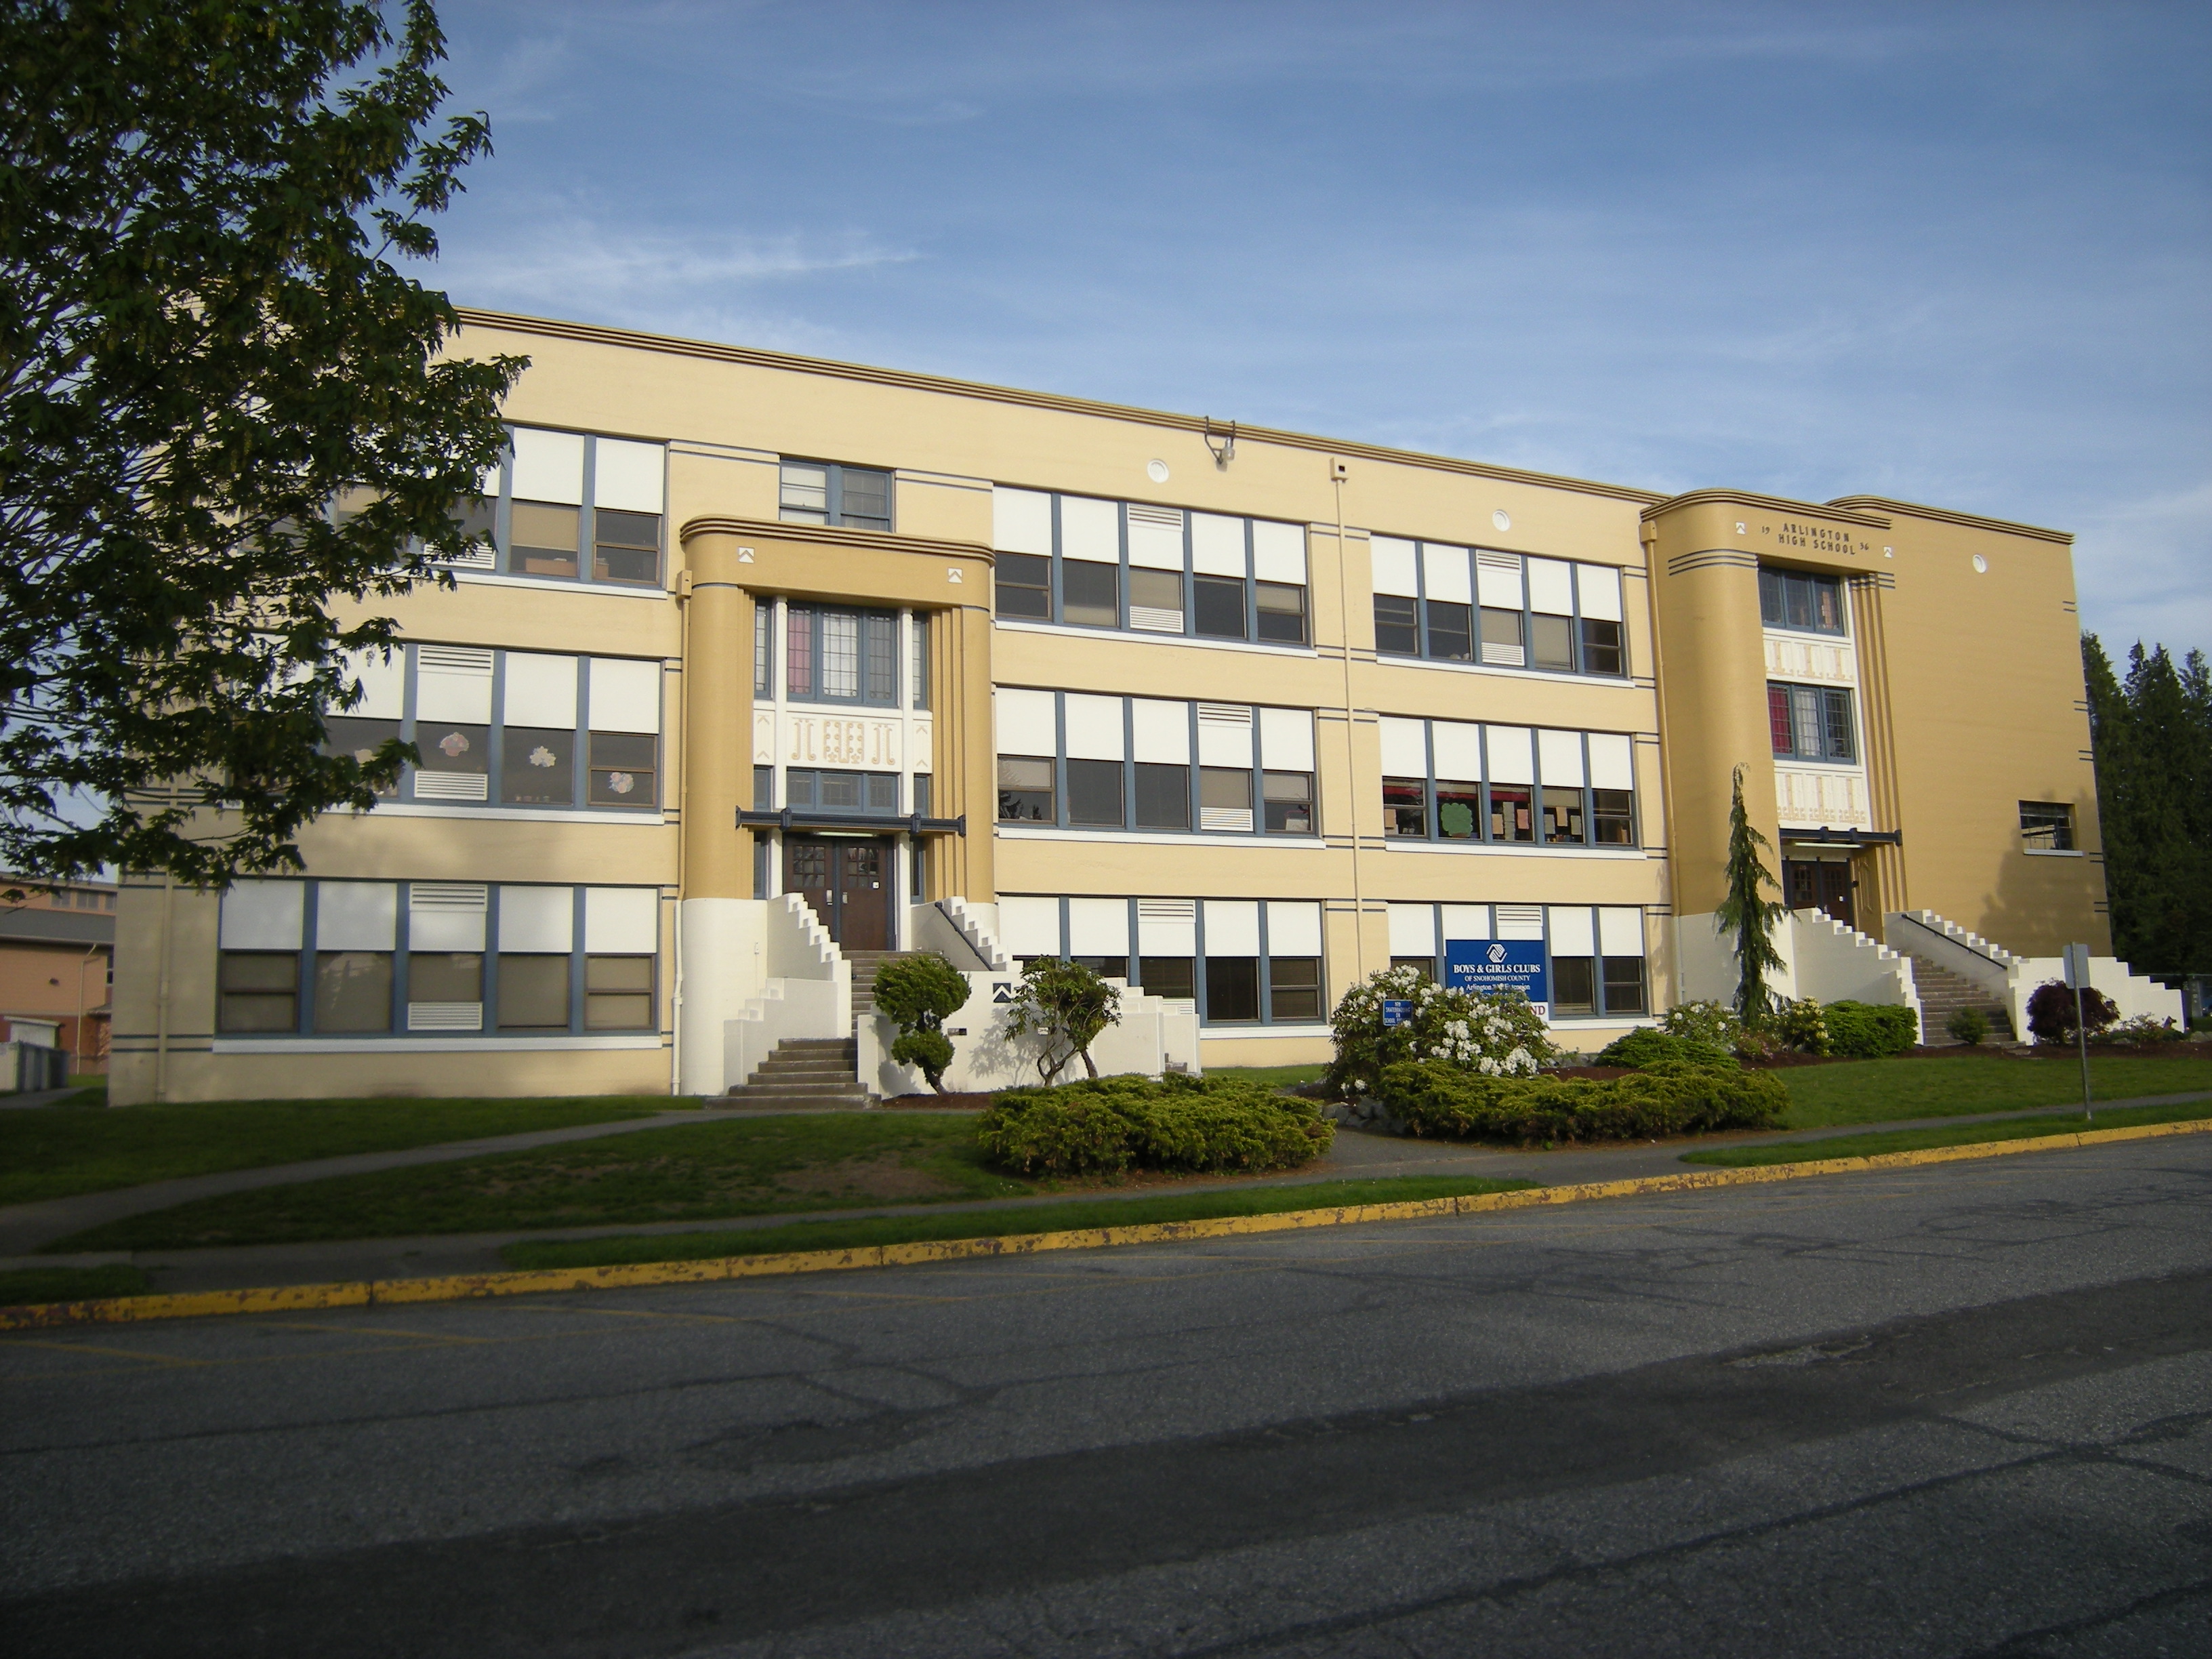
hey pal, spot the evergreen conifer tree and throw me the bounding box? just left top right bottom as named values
left=2084, top=634, right=2212, bottom=977
left=1715, top=764, right=1786, bottom=1023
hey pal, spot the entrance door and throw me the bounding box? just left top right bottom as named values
left=783, top=835, right=890, bottom=949
left=1784, top=858, right=1856, bottom=930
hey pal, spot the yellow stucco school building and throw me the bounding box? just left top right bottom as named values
left=110, top=310, right=2170, bottom=1105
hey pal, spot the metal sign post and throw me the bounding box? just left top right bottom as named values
left=2063, top=943, right=2094, bottom=1122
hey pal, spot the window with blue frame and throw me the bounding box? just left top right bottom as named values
left=995, top=895, right=1328, bottom=1025
left=430, top=426, right=667, bottom=588
left=1376, top=717, right=1639, bottom=849
left=1369, top=539, right=1627, bottom=677
left=779, top=459, right=893, bottom=532
left=321, top=644, right=663, bottom=811
left=214, top=880, right=661, bottom=1037
left=785, top=604, right=899, bottom=707
left=1759, top=567, right=1847, bottom=635
left=990, top=489, right=1310, bottom=646
left=1386, top=902, right=1649, bottom=1018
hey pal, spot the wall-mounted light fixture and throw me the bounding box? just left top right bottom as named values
left=1203, top=417, right=1236, bottom=470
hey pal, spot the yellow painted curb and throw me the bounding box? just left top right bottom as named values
left=5, top=1115, right=2209, bottom=1332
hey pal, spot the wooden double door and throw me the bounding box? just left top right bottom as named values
left=783, top=835, right=891, bottom=949
left=1784, top=858, right=1857, bottom=930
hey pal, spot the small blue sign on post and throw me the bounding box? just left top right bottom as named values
left=1380, top=998, right=1414, bottom=1028
left=1443, top=939, right=1550, bottom=1015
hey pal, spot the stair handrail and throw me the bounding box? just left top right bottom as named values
left=1890, top=910, right=2011, bottom=970
left=933, top=898, right=1002, bottom=970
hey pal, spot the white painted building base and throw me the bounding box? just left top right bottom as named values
left=1677, top=909, right=1923, bottom=1037
left=1883, top=911, right=2182, bottom=1039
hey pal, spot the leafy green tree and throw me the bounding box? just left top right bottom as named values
left=2084, top=635, right=2212, bottom=977
left=1004, top=958, right=1122, bottom=1084
left=1, top=1, right=524, bottom=888
left=1715, top=764, right=1786, bottom=1023
left=872, top=953, right=970, bottom=1093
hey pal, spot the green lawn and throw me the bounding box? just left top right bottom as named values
left=49, top=1114, right=1036, bottom=1253
left=500, top=1174, right=1540, bottom=1271
left=1208, top=1063, right=1329, bottom=1088
left=1683, top=1100, right=2212, bottom=1167
left=0, top=1094, right=682, bottom=1207
left=1771, top=1054, right=2212, bottom=1128
left=0, top=1263, right=153, bottom=1305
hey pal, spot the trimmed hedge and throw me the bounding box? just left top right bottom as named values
left=1822, top=1000, right=1919, bottom=1059
left=1380, top=1059, right=1788, bottom=1145
left=1593, top=1029, right=1739, bottom=1071
left=976, top=1073, right=1334, bottom=1177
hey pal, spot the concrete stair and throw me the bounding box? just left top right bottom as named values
left=1902, top=954, right=2015, bottom=1046
left=722, top=1038, right=871, bottom=1109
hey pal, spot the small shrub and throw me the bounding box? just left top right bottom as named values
left=1328, top=966, right=1558, bottom=1099
left=1944, top=1007, right=1990, bottom=1046
left=1772, top=998, right=1829, bottom=1055
left=976, top=1073, right=1333, bottom=1176
left=1004, top=958, right=1122, bottom=1083
left=2093, top=1013, right=2186, bottom=1048
left=1593, top=1028, right=1739, bottom=1071
left=1822, top=1000, right=1919, bottom=1058
left=1379, top=1059, right=1787, bottom=1145
left=2025, top=980, right=2119, bottom=1046
left=1660, top=1000, right=1742, bottom=1050
left=1732, top=1025, right=1781, bottom=1061
left=873, top=954, right=971, bottom=1092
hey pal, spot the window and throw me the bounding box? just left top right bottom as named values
left=1370, top=539, right=1626, bottom=677
left=780, top=459, right=893, bottom=532
left=1768, top=682, right=1857, bottom=763
left=994, top=691, right=1316, bottom=838
left=990, top=489, right=1308, bottom=647
left=787, top=770, right=899, bottom=815
left=754, top=602, right=772, bottom=696
left=1000, top=895, right=1324, bottom=1027
left=911, top=614, right=930, bottom=709
left=213, top=881, right=658, bottom=1038
left=785, top=605, right=899, bottom=706
left=431, top=427, right=664, bottom=588
left=1376, top=719, right=1636, bottom=851
left=1393, top=902, right=1647, bottom=1021
left=2020, top=801, right=2075, bottom=851
left=327, top=645, right=660, bottom=813
left=1760, top=567, right=1846, bottom=635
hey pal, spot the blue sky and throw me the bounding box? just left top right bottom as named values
left=427, top=1, right=2211, bottom=661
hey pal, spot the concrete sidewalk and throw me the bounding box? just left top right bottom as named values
left=8, top=1089, right=2206, bottom=1298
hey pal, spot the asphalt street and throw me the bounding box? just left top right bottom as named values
left=3, top=1136, right=2209, bottom=1657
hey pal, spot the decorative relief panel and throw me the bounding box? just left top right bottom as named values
left=1764, top=633, right=1857, bottom=684
left=1774, top=767, right=1870, bottom=828
left=781, top=712, right=903, bottom=771
left=911, top=719, right=933, bottom=773
left=753, top=711, right=775, bottom=764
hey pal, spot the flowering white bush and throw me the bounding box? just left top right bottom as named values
left=1326, top=965, right=1559, bottom=1098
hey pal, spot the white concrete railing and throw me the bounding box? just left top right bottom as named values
left=1885, top=909, right=2183, bottom=1038
left=859, top=967, right=1202, bottom=1099
left=1676, top=909, right=1922, bottom=1036
left=721, top=895, right=852, bottom=1095
left=907, top=899, right=1007, bottom=970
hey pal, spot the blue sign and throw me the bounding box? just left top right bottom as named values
left=1380, top=998, right=1414, bottom=1028
left=1443, top=939, right=1549, bottom=1008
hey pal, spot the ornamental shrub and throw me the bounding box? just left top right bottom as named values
left=976, top=1073, right=1333, bottom=1177
left=2094, top=1013, right=2186, bottom=1048
left=1593, top=1028, right=1739, bottom=1071
left=1771, top=998, right=1829, bottom=1055
left=1379, top=1059, right=1787, bottom=1145
left=1822, top=1000, right=1919, bottom=1058
left=1327, top=965, right=1559, bottom=1099
left=873, top=953, right=971, bottom=1092
left=2026, top=980, right=2120, bottom=1045
left=1944, top=1007, right=1990, bottom=1046
left=1660, top=1000, right=1743, bottom=1050
left=1004, top=957, right=1122, bottom=1082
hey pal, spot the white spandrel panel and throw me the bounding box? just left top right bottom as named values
left=510, top=428, right=585, bottom=504
left=1063, top=694, right=1125, bottom=761
left=340, top=647, right=405, bottom=720
left=1130, top=698, right=1190, bottom=763
left=1536, top=729, right=1585, bottom=787
left=1202, top=899, right=1260, bottom=956
left=502, top=654, right=579, bottom=728
left=1548, top=905, right=1595, bottom=956
left=994, top=688, right=1057, bottom=757
left=998, top=895, right=1062, bottom=957
left=585, top=887, right=659, bottom=954
left=316, top=882, right=396, bottom=951
left=415, top=646, right=493, bottom=723
left=592, top=440, right=664, bottom=514
left=1369, top=537, right=1418, bottom=597
left=1126, top=504, right=1185, bottom=571
left=1136, top=898, right=1197, bottom=956
left=588, top=659, right=661, bottom=733
left=1067, top=897, right=1129, bottom=956
left=1441, top=903, right=1490, bottom=943
left=1476, top=552, right=1523, bottom=610
left=1379, top=716, right=1427, bottom=777
left=1251, top=520, right=1306, bottom=583
left=1526, top=557, right=1574, bottom=616
left=1588, top=733, right=1635, bottom=790
left=1430, top=720, right=1482, bottom=781
left=1421, top=544, right=1471, bottom=604
left=1599, top=907, right=1645, bottom=956
left=1191, top=513, right=1247, bottom=577
left=1387, top=903, right=1435, bottom=957
left=1576, top=564, right=1622, bottom=622
left=498, top=886, right=574, bottom=954
left=994, top=488, right=1052, bottom=555
left=220, top=880, right=304, bottom=949
left=1196, top=704, right=1254, bottom=768
left=1059, top=495, right=1119, bottom=565
left=408, top=882, right=487, bottom=952
left=1265, top=900, right=1322, bottom=956
left=1257, top=706, right=1315, bottom=772
left=1484, top=725, right=1534, bottom=785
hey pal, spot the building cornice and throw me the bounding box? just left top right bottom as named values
left=1641, top=489, right=1891, bottom=529
left=678, top=516, right=994, bottom=563
left=453, top=308, right=1668, bottom=508
left=1826, top=496, right=2072, bottom=545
